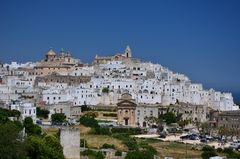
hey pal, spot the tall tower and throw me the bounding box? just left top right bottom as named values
left=124, top=45, right=132, bottom=58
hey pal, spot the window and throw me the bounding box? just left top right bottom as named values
left=150, top=110, right=153, bottom=116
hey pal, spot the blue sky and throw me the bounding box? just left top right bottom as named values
left=0, top=0, right=240, bottom=102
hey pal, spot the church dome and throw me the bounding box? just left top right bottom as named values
left=46, top=48, right=56, bottom=56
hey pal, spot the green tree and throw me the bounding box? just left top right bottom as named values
left=125, top=150, right=154, bottom=159
left=201, top=122, right=212, bottom=134
left=115, top=150, right=122, bottom=156
left=201, top=146, right=218, bottom=159
left=79, top=115, right=99, bottom=128
left=43, top=135, right=64, bottom=159
left=51, top=113, right=66, bottom=125
left=144, top=116, right=158, bottom=128
left=25, top=135, right=64, bottom=159
left=102, top=87, right=109, bottom=93
left=24, top=117, right=41, bottom=136
left=80, top=139, right=88, bottom=148
left=81, top=105, right=92, bottom=112
left=101, top=143, right=115, bottom=149
left=0, top=122, right=26, bottom=159
left=160, top=112, right=179, bottom=125
left=0, top=108, right=21, bottom=123
left=95, top=151, right=104, bottom=159
left=36, top=107, right=49, bottom=119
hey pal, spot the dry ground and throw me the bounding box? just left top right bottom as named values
left=73, top=124, right=128, bottom=151
left=81, top=134, right=128, bottom=151
left=148, top=140, right=202, bottom=159
left=43, top=124, right=204, bottom=158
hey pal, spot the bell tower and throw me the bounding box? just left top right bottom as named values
left=124, top=45, right=132, bottom=58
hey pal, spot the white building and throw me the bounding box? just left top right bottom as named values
left=10, top=101, right=37, bottom=123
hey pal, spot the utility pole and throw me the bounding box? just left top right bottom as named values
left=185, top=142, right=187, bottom=159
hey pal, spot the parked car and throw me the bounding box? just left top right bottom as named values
left=189, top=134, right=199, bottom=140
left=180, top=135, right=190, bottom=140
left=229, top=142, right=240, bottom=149
left=200, top=138, right=209, bottom=143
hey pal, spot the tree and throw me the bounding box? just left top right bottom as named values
left=51, top=113, right=66, bottom=125
left=95, top=151, right=104, bottom=159
left=25, top=135, right=64, bottom=159
left=115, top=150, right=122, bottom=156
left=101, top=143, right=115, bottom=149
left=218, top=126, right=229, bottom=139
left=102, top=87, right=109, bottom=93
left=36, top=107, right=49, bottom=119
left=201, top=146, right=218, bottom=159
left=201, top=122, right=211, bottom=135
left=0, top=107, right=21, bottom=123
left=81, top=105, right=92, bottom=112
left=79, top=115, right=99, bottom=128
left=43, top=135, right=64, bottom=159
left=160, top=112, right=179, bottom=125
left=144, top=116, right=158, bottom=128
left=80, top=139, right=88, bottom=148
left=24, top=117, right=41, bottom=136
left=0, top=122, right=26, bottom=159
left=125, top=150, right=154, bottom=159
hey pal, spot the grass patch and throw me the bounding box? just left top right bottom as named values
left=149, top=140, right=202, bottom=159
left=81, top=134, right=128, bottom=151
left=42, top=127, right=59, bottom=136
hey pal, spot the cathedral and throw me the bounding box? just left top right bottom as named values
left=94, top=45, right=132, bottom=64
left=29, top=48, right=80, bottom=76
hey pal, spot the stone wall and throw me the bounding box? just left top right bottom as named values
left=60, top=127, right=80, bottom=159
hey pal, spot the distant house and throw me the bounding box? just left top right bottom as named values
left=10, top=100, right=36, bottom=123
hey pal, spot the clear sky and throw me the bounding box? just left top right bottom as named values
left=0, top=0, right=240, bottom=102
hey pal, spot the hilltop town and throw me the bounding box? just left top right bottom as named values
left=1, top=47, right=240, bottom=159
left=0, top=46, right=238, bottom=120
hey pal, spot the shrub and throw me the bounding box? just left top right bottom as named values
left=81, top=105, right=92, bottom=112
left=125, top=150, right=154, bottom=159
left=80, top=139, right=88, bottom=148
left=216, top=147, right=223, bottom=153
left=95, top=127, right=111, bottom=135
left=51, top=113, right=66, bottom=125
left=201, top=151, right=218, bottom=159
left=79, top=116, right=99, bottom=128
left=101, top=143, right=115, bottom=149
left=36, top=107, right=49, bottom=119
left=103, top=113, right=117, bottom=117
left=115, top=150, right=122, bottom=156
left=24, top=117, right=41, bottom=136
left=201, top=145, right=217, bottom=159
left=81, top=150, right=104, bottom=159
left=202, top=145, right=215, bottom=152
left=223, top=148, right=234, bottom=154
left=111, top=127, right=142, bottom=135
left=102, top=87, right=109, bottom=93
left=96, top=151, right=104, bottom=159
